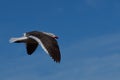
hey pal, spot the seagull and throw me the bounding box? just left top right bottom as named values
left=10, top=31, right=61, bottom=63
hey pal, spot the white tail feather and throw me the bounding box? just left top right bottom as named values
left=9, top=37, right=28, bottom=43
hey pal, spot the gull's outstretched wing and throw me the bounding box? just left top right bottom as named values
left=28, top=35, right=61, bottom=63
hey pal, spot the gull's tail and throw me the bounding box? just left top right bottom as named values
left=9, top=37, right=28, bottom=43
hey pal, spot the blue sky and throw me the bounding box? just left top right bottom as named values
left=0, top=0, right=120, bottom=80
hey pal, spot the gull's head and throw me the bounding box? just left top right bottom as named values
left=43, top=32, right=58, bottom=39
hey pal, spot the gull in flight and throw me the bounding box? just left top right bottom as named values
left=10, top=31, right=61, bottom=63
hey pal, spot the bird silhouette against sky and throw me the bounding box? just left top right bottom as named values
left=10, top=31, right=61, bottom=63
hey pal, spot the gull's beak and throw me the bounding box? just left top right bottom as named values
left=54, top=36, right=59, bottom=39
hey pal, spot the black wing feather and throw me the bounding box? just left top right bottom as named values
left=26, top=31, right=61, bottom=62
left=39, top=35, right=61, bottom=62
left=26, top=38, right=38, bottom=55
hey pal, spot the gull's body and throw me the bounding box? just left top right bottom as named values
left=10, top=31, right=61, bottom=63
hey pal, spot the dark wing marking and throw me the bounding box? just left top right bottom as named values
left=38, top=35, right=61, bottom=63
left=26, top=39, right=38, bottom=55
left=27, top=31, right=61, bottom=62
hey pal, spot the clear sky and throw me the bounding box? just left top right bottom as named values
left=0, top=0, right=120, bottom=80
